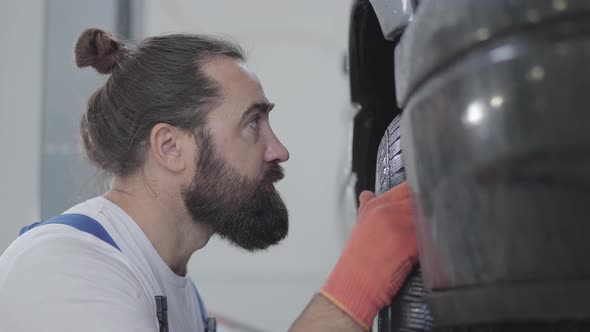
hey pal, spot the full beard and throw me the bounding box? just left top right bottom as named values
left=182, top=130, right=288, bottom=251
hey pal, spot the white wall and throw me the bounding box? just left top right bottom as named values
left=142, top=1, right=355, bottom=330
left=0, top=1, right=44, bottom=251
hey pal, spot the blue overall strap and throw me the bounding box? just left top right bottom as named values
left=19, top=213, right=121, bottom=252
left=189, top=278, right=209, bottom=325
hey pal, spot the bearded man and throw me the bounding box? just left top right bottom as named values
left=0, top=28, right=417, bottom=332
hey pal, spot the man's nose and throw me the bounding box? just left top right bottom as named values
left=264, top=129, right=289, bottom=163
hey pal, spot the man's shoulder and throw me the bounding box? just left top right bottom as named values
left=0, top=214, right=144, bottom=302
left=1, top=195, right=128, bottom=280
left=0, top=210, right=157, bottom=332
left=1, top=219, right=127, bottom=275
left=63, top=195, right=110, bottom=220
left=16, top=196, right=127, bottom=255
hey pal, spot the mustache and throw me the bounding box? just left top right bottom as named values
left=264, top=163, right=285, bottom=183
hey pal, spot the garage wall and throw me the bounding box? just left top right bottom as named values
left=0, top=1, right=44, bottom=252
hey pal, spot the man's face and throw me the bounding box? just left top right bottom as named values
left=182, top=57, right=290, bottom=251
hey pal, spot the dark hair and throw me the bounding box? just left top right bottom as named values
left=75, top=28, right=245, bottom=177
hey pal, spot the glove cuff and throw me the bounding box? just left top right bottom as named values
left=321, top=257, right=414, bottom=330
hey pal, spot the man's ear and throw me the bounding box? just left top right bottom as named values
left=149, top=123, right=190, bottom=173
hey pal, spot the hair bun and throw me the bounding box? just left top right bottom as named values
left=75, top=28, right=127, bottom=74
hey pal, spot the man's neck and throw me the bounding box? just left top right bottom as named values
left=104, top=176, right=212, bottom=276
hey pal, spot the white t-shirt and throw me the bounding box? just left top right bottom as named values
left=0, top=196, right=206, bottom=332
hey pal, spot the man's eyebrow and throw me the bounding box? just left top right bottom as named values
left=241, top=102, right=275, bottom=120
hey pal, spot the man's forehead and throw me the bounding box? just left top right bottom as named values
left=203, top=57, right=269, bottom=118
left=203, top=57, right=263, bottom=94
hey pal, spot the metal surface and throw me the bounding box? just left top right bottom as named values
left=398, top=0, right=590, bottom=326
left=369, top=0, right=417, bottom=40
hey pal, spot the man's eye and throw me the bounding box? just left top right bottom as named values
left=248, top=115, right=260, bottom=130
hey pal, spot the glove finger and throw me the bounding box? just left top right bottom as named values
left=359, top=190, right=376, bottom=206
left=381, top=181, right=410, bottom=202
left=394, top=197, right=415, bottom=218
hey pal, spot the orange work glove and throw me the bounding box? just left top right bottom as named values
left=320, top=182, right=418, bottom=330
